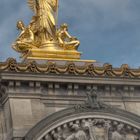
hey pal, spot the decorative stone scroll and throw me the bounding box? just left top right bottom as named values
left=1, top=58, right=140, bottom=78
left=41, top=118, right=140, bottom=140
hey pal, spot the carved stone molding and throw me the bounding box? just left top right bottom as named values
left=1, top=58, right=140, bottom=78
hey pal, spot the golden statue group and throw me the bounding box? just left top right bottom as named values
left=12, top=0, right=81, bottom=60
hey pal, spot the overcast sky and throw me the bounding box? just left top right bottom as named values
left=0, top=0, right=140, bottom=68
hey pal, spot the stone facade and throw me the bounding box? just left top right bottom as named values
left=0, top=59, right=140, bottom=140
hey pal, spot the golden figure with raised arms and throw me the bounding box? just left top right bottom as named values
left=12, top=0, right=81, bottom=60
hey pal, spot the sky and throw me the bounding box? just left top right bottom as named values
left=0, top=0, right=140, bottom=68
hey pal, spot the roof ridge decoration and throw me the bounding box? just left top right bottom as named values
left=0, top=58, right=140, bottom=78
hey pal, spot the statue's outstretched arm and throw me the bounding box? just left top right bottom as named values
left=65, top=31, right=72, bottom=39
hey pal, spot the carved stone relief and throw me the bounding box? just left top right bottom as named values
left=41, top=118, right=140, bottom=140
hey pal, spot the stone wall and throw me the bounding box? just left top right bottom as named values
left=0, top=64, right=140, bottom=139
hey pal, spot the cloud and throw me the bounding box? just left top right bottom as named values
left=58, top=0, right=140, bottom=67
left=0, top=0, right=140, bottom=67
left=59, top=0, right=140, bottom=30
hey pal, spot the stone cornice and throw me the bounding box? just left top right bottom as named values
left=0, top=58, right=140, bottom=78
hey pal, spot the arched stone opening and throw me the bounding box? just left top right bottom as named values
left=24, top=105, right=140, bottom=140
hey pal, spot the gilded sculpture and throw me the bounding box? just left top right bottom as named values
left=12, top=0, right=81, bottom=60
left=57, top=23, right=80, bottom=50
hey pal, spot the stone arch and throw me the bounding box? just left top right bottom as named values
left=24, top=105, right=140, bottom=140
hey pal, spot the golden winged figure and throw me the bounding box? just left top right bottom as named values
left=27, top=0, right=58, bottom=39
left=12, top=0, right=81, bottom=60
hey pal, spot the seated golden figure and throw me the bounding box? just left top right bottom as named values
left=12, top=21, right=37, bottom=58
left=57, top=23, right=80, bottom=50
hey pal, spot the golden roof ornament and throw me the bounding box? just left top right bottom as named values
left=12, top=0, right=82, bottom=61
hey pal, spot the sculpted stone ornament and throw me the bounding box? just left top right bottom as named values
left=65, top=124, right=87, bottom=140
left=111, top=124, right=125, bottom=140
left=86, top=89, right=101, bottom=109
left=12, top=0, right=81, bottom=60
left=42, top=119, right=140, bottom=140
left=75, top=89, right=111, bottom=112
left=1, top=59, right=140, bottom=78
left=23, top=88, right=140, bottom=140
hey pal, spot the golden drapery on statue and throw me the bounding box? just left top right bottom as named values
left=12, top=0, right=81, bottom=60
left=28, top=0, right=58, bottom=41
